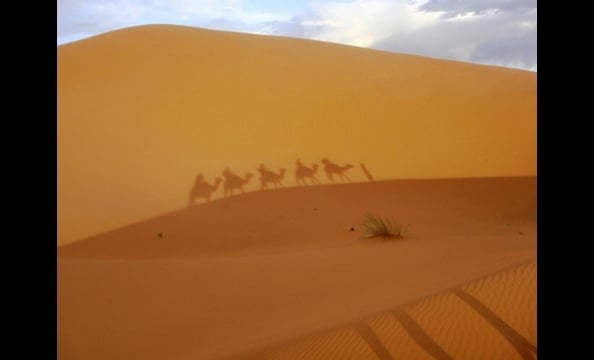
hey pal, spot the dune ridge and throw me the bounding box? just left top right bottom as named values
left=231, top=260, right=536, bottom=359
left=58, top=24, right=536, bottom=246
left=59, top=176, right=535, bottom=258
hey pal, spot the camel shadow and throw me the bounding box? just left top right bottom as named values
left=257, top=163, right=286, bottom=190
left=295, top=159, right=321, bottom=186
left=187, top=173, right=222, bottom=206
left=222, top=167, right=253, bottom=197
left=187, top=157, right=372, bottom=205
left=321, top=157, right=354, bottom=183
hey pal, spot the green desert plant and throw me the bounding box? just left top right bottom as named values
left=361, top=215, right=402, bottom=239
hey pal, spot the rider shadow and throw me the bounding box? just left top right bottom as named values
left=295, top=159, right=322, bottom=186
left=221, top=167, right=253, bottom=197
left=257, top=163, right=286, bottom=190
left=321, top=157, right=354, bottom=183
left=187, top=173, right=222, bottom=206
left=187, top=158, right=374, bottom=205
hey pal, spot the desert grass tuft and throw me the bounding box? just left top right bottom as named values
left=361, top=215, right=402, bottom=239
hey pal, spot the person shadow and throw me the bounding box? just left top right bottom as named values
left=187, top=173, right=222, bottom=206
left=321, top=157, right=354, bottom=183
left=222, top=167, right=253, bottom=197
left=257, top=163, right=286, bottom=190
left=295, top=159, right=321, bottom=185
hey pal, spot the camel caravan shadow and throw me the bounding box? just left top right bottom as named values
left=187, top=158, right=376, bottom=206
left=258, top=164, right=286, bottom=190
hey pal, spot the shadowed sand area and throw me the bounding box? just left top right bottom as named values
left=58, top=177, right=535, bottom=359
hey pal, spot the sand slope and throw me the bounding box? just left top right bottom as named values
left=58, top=177, right=535, bottom=359
left=59, top=177, right=535, bottom=259
left=58, top=24, right=536, bottom=246
left=235, top=261, right=536, bottom=359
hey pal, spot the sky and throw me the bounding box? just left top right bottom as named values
left=57, top=0, right=536, bottom=71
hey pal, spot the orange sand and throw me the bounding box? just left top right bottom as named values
left=57, top=25, right=536, bottom=246
left=239, top=261, right=536, bottom=359
left=58, top=176, right=536, bottom=359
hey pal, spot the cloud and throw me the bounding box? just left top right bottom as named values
left=57, top=0, right=159, bottom=41
left=57, top=0, right=536, bottom=71
left=255, top=17, right=309, bottom=38
left=296, top=1, right=444, bottom=47
left=275, top=0, right=536, bottom=70
left=372, top=5, right=537, bottom=70
left=57, top=0, right=291, bottom=43
left=419, top=0, right=536, bottom=17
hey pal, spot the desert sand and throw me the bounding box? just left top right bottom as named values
left=57, top=25, right=536, bottom=247
left=58, top=25, right=536, bottom=359
left=236, top=260, right=536, bottom=360
left=58, top=176, right=536, bottom=359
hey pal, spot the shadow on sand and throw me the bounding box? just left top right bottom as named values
left=188, top=157, right=375, bottom=205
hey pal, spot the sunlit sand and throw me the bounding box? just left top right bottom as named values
left=57, top=25, right=536, bottom=359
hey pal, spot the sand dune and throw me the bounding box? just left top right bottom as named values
left=57, top=24, right=536, bottom=246
left=58, top=177, right=535, bottom=359
left=58, top=24, right=536, bottom=359
left=59, top=176, right=535, bottom=259
left=235, top=261, right=536, bottom=359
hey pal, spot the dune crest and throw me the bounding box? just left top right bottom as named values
left=59, top=177, right=535, bottom=259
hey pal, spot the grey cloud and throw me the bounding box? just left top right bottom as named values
left=203, top=17, right=245, bottom=31
left=420, top=0, right=536, bottom=18
left=57, top=0, right=536, bottom=71
left=195, top=17, right=307, bottom=38
left=263, top=18, right=310, bottom=38
left=57, top=0, right=173, bottom=43
left=57, top=17, right=120, bottom=43
left=468, top=29, right=536, bottom=69
left=258, top=5, right=536, bottom=71
left=372, top=9, right=536, bottom=70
